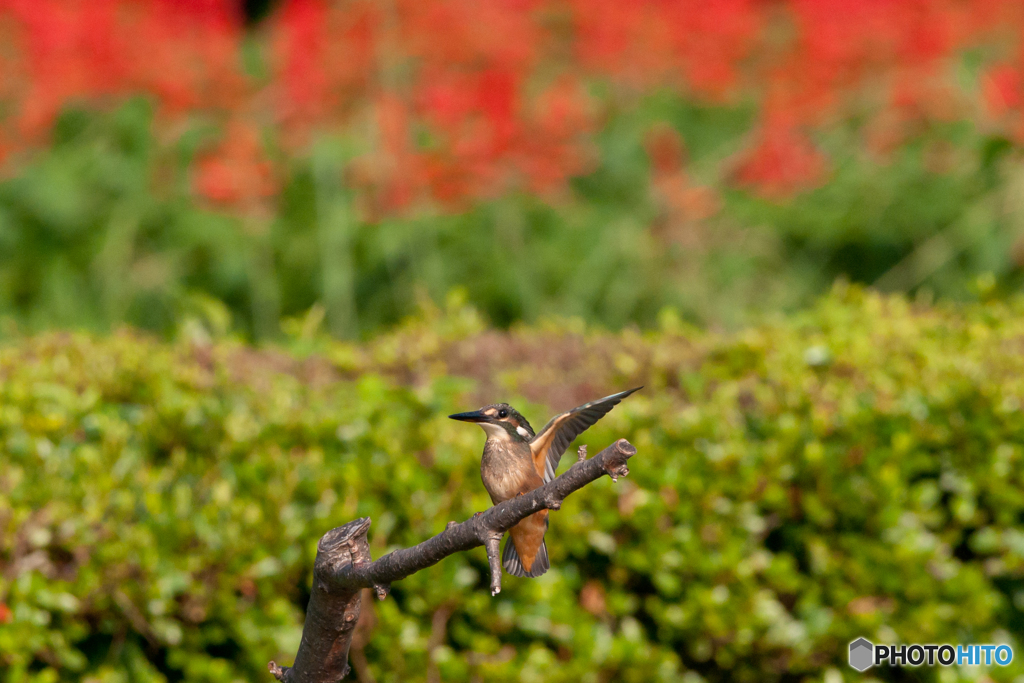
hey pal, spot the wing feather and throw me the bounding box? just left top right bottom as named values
left=529, top=387, right=642, bottom=482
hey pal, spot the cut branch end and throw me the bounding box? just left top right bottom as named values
left=268, top=662, right=288, bottom=681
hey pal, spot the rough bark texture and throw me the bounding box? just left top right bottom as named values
left=268, top=438, right=637, bottom=683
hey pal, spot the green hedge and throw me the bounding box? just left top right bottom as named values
left=3, top=286, right=1024, bottom=682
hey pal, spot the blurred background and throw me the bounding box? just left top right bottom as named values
left=6, top=1, right=1024, bottom=682
left=5, top=0, right=1024, bottom=339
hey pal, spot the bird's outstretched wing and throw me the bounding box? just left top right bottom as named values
left=529, top=387, right=642, bottom=482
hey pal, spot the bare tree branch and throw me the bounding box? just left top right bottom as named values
left=268, top=438, right=637, bottom=683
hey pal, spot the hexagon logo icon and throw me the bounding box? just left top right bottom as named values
left=849, top=638, right=874, bottom=671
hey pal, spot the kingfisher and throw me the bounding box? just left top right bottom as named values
left=449, top=387, right=641, bottom=578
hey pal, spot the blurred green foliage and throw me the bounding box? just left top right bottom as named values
left=2, top=97, right=1024, bottom=341
left=3, top=286, right=1024, bottom=682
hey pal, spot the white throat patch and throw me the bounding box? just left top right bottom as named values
left=479, top=420, right=531, bottom=441
left=479, top=422, right=509, bottom=440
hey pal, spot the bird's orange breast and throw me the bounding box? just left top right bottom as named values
left=510, top=510, right=548, bottom=572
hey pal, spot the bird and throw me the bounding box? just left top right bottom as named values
left=449, top=387, right=642, bottom=578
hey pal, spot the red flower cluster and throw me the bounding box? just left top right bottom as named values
left=271, top=0, right=594, bottom=211
left=0, top=0, right=243, bottom=139
left=1, top=0, right=1023, bottom=208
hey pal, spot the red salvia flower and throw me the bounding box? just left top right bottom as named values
left=2, top=0, right=1024, bottom=205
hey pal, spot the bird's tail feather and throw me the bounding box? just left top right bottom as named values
left=502, top=537, right=549, bottom=578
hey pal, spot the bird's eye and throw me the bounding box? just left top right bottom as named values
left=498, top=409, right=508, bottom=418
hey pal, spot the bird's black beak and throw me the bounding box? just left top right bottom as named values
left=448, top=409, right=490, bottom=423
